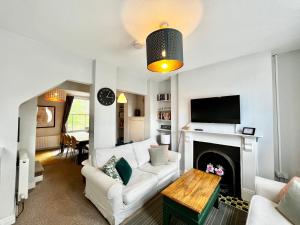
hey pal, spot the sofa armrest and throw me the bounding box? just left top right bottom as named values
left=81, top=164, right=122, bottom=200
left=255, top=176, right=285, bottom=202
left=168, top=151, right=181, bottom=162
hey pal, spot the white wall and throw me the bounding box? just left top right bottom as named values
left=117, top=68, right=148, bottom=96
left=91, top=60, right=117, bottom=153
left=0, top=28, right=92, bottom=224
left=36, top=96, right=64, bottom=138
left=177, top=52, right=275, bottom=179
left=277, top=50, right=300, bottom=178
left=18, top=98, right=38, bottom=189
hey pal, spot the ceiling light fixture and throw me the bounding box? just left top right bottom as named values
left=117, top=93, right=128, bottom=103
left=44, top=88, right=66, bottom=102
left=146, top=24, right=183, bottom=73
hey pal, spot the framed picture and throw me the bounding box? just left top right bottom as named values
left=37, top=106, right=56, bottom=128
left=242, top=127, right=256, bottom=135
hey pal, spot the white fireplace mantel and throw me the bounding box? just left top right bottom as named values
left=182, top=129, right=262, bottom=201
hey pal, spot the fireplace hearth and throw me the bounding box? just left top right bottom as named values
left=193, top=141, right=241, bottom=198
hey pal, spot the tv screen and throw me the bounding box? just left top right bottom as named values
left=191, top=95, right=240, bottom=124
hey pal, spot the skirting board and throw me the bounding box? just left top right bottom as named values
left=28, top=181, right=36, bottom=190
left=242, top=188, right=255, bottom=201
left=0, top=214, right=15, bottom=225
left=35, top=175, right=43, bottom=183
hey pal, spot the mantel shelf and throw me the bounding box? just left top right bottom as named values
left=182, top=129, right=263, bottom=140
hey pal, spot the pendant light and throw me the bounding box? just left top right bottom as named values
left=44, top=88, right=66, bottom=102
left=146, top=25, right=183, bottom=73
left=117, top=93, right=127, bottom=103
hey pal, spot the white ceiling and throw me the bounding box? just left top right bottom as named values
left=0, top=0, right=299, bottom=76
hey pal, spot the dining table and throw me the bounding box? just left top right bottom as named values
left=67, top=131, right=89, bottom=165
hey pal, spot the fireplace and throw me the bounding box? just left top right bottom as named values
left=193, top=141, right=241, bottom=198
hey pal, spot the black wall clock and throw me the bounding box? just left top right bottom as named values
left=97, top=88, right=116, bottom=106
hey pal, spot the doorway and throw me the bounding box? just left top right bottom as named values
left=116, top=91, right=145, bottom=145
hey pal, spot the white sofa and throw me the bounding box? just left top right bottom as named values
left=246, top=176, right=292, bottom=225
left=81, top=138, right=181, bottom=225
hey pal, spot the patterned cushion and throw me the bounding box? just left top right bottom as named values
left=102, top=155, right=122, bottom=183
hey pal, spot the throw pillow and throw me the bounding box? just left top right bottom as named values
left=149, top=145, right=169, bottom=166
left=276, top=176, right=300, bottom=203
left=102, top=155, right=122, bottom=183
left=116, top=157, right=132, bottom=185
left=277, top=178, right=300, bottom=224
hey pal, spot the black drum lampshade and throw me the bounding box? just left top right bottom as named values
left=146, top=28, right=183, bottom=73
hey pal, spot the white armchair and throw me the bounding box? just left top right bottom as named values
left=246, top=176, right=291, bottom=225
left=255, top=176, right=285, bottom=202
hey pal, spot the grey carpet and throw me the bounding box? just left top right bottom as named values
left=16, top=150, right=247, bottom=225
left=123, top=196, right=247, bottom=225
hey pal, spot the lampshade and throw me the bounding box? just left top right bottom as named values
left=117, top=93, right=127, bottom=103
left=44, top=88, right=66, bottom=102
left=146, top=28, right=183, bottom=73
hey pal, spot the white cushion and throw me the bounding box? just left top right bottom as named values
left=122, top=169, right=158, bottom=205
left=138, top=162, right=177, bottom=180
left=94, top=144, right=138, bottom=169
left=132, top=138, right=158, bottom=167
left=246, top=195, right=292, bottom=225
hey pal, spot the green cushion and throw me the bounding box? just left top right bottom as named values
left=277, top=179, right=300, bottom=224
left=116, top=157, right=132, bottom=185
left=102, top=155, right=122, bottom=183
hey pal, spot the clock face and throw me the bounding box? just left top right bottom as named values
left=97, top=88, right=116, bottom=106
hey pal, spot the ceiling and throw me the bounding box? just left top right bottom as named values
left=0, top=0, right=299, bottom=77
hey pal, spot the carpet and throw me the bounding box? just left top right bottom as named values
left=123, top=196, right=247, bottom=225
left=16, top=150, right=247, bottom=225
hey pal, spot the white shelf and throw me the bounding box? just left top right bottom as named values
left=157, top=109, right=171, bottom=112
left=157, top=129, right=171, bottom=132
left=157, top=100, right=171, bottom=102
left=157, top=119, right=171, bottom=122
left=182, top=129, right=262, bottom=140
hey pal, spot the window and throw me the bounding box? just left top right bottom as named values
left=67, top=98, right=89, bottom=132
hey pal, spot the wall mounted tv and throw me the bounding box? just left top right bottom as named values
left=191, top=95, right=240, bottom=124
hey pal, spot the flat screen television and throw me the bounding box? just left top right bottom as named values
left=191, top=95, right=240, bottom=124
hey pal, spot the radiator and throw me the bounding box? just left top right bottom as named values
left=17, top=150, right=29, bottom=202
left=36, top=135, right=60, bottom=150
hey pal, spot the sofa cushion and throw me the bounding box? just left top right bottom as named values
left=95, top=144, right=138, bottom=169
left=122, top=169, right=158, bottom=205
left=102, top=156, right=122, bottom=183
left=149, top=145, right=169, bottom=166
left=276, top=176, right=300, bottom=203
left=116, top=157, right=132, bottom=185
left=277, top=179, right=300, bottom=225
left=246, top=195, right=291, bottom=225
left=138, top=162, right=177, bottom=180
left=132, top=137, right=158, bottom=167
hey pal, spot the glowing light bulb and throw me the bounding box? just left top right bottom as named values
left=161, top=63, right=168, bottom=69
left=162, top=50, right=166, bottom=57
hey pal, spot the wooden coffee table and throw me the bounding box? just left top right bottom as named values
left=161, top=169, right=221, bottom=225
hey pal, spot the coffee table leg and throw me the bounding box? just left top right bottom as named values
left=214, top=198, right=219, bottom=209
left=163, top=205, right=171, bottom=225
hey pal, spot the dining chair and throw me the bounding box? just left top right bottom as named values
left=65, top=135, right=72, bottom=159
left=70, top=136, right=79, bottom=161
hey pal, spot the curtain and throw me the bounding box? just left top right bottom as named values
left=61, top=96, right=74, bottom=133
